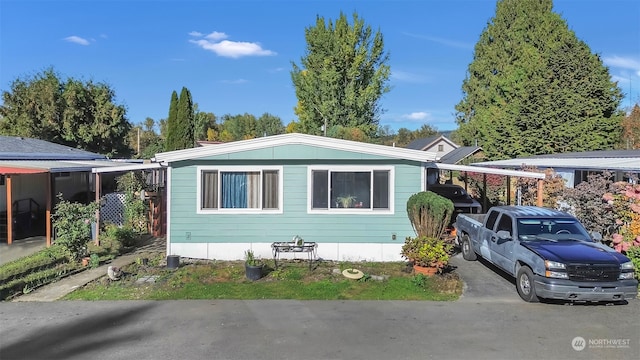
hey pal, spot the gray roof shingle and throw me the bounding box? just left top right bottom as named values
left=0, top=136, right=106, bottom=160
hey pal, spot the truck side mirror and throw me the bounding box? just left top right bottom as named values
left=590, top=231, right=602, bottom=242
left=496, top=230, right=512, bottom=240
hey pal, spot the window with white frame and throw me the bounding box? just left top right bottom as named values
left=309, top=166, right=392, bottom=211
left=198, top=166, right=281, bottom=212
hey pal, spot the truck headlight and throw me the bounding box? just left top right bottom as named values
left=545, top=260, right=566, bottom=270
left=621, top=261, right=634, bottom=270
left=545, top=270, right=569, bottom=279
left=619, top=261, right=636, bottom=280
left=544, top=260, right=567, bottom=279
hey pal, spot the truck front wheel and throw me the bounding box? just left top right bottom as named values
left=516, top=266, right=539, bottom=303
left=461, top=235, right=477, bottom=261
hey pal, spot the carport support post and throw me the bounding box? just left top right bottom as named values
left=6, top=175, right=12, bottom=245
left=46, top=172, right=51, bottom=247
left=537, top=179, right=544, bottom=207
left=506, top=176, right=511, bottom=205
left=482, top=173, right=488, bottom=212
left=94, top=173, right=101, bottom=245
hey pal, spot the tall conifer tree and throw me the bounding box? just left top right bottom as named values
left=164, top=90, right=179, bottom=151
left=454, top=0, right=623, bottom=159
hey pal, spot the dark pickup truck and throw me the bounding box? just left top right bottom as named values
left=454, top=206, right=638, bottom=303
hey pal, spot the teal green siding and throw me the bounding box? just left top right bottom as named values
left=168, top=145, right=423, bottom=245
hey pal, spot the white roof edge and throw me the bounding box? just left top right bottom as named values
left=92, top=162, right=163, bottom=173
left=429, top=163, right=545, bottom=179
left=154, top=133, right=438, bottom=163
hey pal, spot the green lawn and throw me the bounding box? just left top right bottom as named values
left=63, top=254, right=462, bottom=301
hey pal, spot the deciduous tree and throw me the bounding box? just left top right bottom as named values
left=620, top=104, right=640, bottom=149
left=291, top=12, right=390, bottom=138
left=0, top=68, right=132, bottom=157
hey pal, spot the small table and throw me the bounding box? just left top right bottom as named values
left=271, top=242, right=318, bottom=269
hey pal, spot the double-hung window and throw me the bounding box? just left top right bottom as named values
left=308, top=166, right=393, bottom=213
left=198, top=166, right=282, bottom=213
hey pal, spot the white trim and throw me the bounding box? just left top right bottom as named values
left=166, top=166, right=172, bottom=256
left=306, top=165, right=395, bottom=215
left=195, top=165, right=284, bottom=215
left=429, top=163, right=545, bottom=179
left=92, top=162, right=162, bottom=173
left=154, top=133, right=438, bottom=164
left=168, top=241, right=405, bottom=262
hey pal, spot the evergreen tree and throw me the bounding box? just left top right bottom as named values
left=454, top=0, right=623, bottom=159
left=291, top=12, right=390, bottom=138
left=176, top=87, right=194, bottom=149
left=164, top=91, right=179, bottom=151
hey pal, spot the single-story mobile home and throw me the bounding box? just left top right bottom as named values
left=153, top=133, right=543, bottom=262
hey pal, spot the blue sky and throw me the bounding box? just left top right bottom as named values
left=1, top=0, right=639, bottom=133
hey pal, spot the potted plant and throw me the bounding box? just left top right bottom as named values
left=337, top=194, right=357, bottom=208
left=244, top=249, right=263, bottom=280
left=401, top=236, right=452, bottom=275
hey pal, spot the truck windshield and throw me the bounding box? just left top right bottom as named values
left=517, top=218, right=592, bottom=241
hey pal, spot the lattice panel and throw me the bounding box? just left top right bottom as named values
left=101, top=192, right=126, bottom=226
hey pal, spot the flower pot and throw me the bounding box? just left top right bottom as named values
left=245, top=263, right=263, bottom=281
left=413, top=264, right=438, bottom=276
left=81, top=257, right=90, bottom=267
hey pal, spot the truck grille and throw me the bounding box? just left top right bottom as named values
left=567, top=263, right=620, bottom=282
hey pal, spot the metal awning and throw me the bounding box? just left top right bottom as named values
left=0, top=166, right=48, bottom=174
left=92, top=162, right=163, bottom=173
left=0, top=160, right=128, bottom=173
left=427, top=163, right=545, bottom=179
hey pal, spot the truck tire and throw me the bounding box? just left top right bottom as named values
left=516, top=266, right=539, bottom=303
left=461, top=235, right=477, bottom=261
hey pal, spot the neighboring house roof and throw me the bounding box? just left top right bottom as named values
left=0, top=136, right=106, bottom=160
left=154, top=133, right=439, bottom=163
left=439, top=146, right=482, bottom=165
left=474, top=150, right=640, bottom=172
left=405, top=134, right=458, bottom=151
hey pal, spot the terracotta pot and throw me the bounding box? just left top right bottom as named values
left=413, top=264, right=438, bottom=276
left=81, top=257, right=90, bottom=267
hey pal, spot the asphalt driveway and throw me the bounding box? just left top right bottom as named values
left=1, top=253, right=638, bottom=360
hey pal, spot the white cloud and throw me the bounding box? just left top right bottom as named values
left=402, top=111, right=430, bottom=121
left=391, top=70, right=427, bottom=83
left=603, top=55, right=640, bottom=71
left=64, top=35, right=90, bottom=46
left=221, top=79, right=248, bottom=84
left=402, top=32, right=473, bottom=50
left=189, top=30, right=275, bottom=58
left=204, top=31, right=228, bottom=41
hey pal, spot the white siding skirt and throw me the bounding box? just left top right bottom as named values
left=168, top=242, right=405, bottom=262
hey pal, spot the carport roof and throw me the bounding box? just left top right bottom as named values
left=0, top=160, right=127, bottom=174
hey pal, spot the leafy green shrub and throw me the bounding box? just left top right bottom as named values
left=52, top=194, right=99, bottom=261
left=101, top=223, right=138, bottom=249
left=116, top=172, right=149, bottom=233
left=401, top=236, right=451, bottom=269
left=406, top=191, right=454, bottom=239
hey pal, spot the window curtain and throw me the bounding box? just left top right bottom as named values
left=247, top=172, right=260, bottom=208
left=202, top=171, right=218, bottom=208
left=262, top=170, right=279, bottom=209
left=222, top=172, right=247, bottom=208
